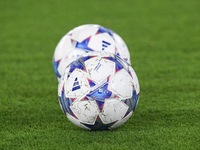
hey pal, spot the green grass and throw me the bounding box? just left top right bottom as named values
left=0, top=0, right=199, bottom=149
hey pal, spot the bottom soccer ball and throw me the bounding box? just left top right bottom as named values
left=58, top=52, right=140, bottom=130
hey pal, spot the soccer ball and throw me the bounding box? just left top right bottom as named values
left=58, top=51, right=139, bottom=130
left=53, top=24, right=131, bottom=82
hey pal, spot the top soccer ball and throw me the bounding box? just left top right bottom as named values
left=58, top=51, right=139, bottom=130
left=53, top=24, right=131, bottom=82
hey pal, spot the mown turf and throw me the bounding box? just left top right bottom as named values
left=0, top=0, right=199, bottom=149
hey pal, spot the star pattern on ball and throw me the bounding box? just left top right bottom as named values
left=97, top=26, right=114, bottom=37
left=81, top=76, right=112, bottom=112
left=75, top=36, right=94, bottom=51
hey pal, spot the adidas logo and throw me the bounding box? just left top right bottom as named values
left=102, top=40, right=111, bottom=50
left=72, top=77, right=81, bottom=91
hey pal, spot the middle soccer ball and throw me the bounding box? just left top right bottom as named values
left=53, top=24, right=131, bottom=82
left=58, top=51, right=139, bottom=130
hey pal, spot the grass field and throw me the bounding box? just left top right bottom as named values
left=0, top=0, right=199, bottom=149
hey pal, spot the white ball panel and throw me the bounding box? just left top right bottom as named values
left=108, top=69, right=133, bottom=99
left=54, top=35, right=72, bottom=61
left=99, top=99, right=129, bottom=124
left=85, top=56, right=115, bottom=82
left=71, top=25, right=99, bottom=43
left=70, top=100, right=100, bottom=124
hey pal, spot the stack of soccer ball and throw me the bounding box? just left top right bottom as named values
left=53, top=24, right=140, bottom=131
